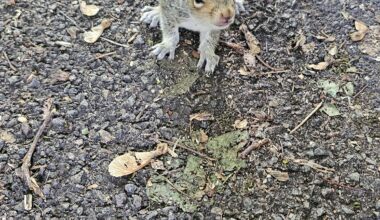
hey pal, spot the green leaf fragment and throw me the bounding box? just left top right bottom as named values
left=206, top=131, right=249, bottom=171
left=321, top=103, right=341, bottom=116
left=318, top=80, right=340, bottom=97
left=147, top=176, right=197, bottom=212
left=343, top=82, right=355, bottom=96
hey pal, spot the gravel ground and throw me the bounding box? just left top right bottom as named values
left=1, top=0, right=379, bottom=219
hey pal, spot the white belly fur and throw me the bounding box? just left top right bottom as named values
left=179, top=17, right=214, bottom=33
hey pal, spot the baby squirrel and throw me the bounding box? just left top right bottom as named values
left=140, top=0, right=245, bottom=72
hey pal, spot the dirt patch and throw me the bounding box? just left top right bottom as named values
left=0, top=0, right=379, bottom=219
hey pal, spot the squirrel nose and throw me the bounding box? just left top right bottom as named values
left=221, top=15, right=232, bottom=23
left=220, top=9, right=233, bottom=23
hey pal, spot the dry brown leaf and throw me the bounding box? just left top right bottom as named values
left=355, top=20, right=369, bottom=32
left=240, top=24, right=261, bottom=55
left=108, top=143, right=169, bottom=177
left=350, top=31, right=366, bottom=42
left=83, top=19, right=111, bottom=43
left=0, top=130, right=16, bottom=143
left=239, top=67, right=251, bottom=76
left=301, top=42, right=316, bottom=54
left=328, top=45, right=338, bottom=56
left=243, top=52, right=256, bottom=69
left=266, top=168, right=289, bottom=182
left=233, top=119, right=248, bottom=129
left=190, top=112, right=214, bottom=122
left=199, top=130, right=208, bottom=143
left=359, top=26, right=380, bottom=58
left=307, top=62, right=329, bottom=71
left=80, top=1, right=100, bottom=16
left=350, top=21, right=369, bottom=42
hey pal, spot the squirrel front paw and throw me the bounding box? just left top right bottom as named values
left=197, top=52, right=220, bottom=73
left=235, top=0, right=245, bottom=15
left=151, top=42, right=176, bottom=60
left=140, top=6, right=160, bottom=28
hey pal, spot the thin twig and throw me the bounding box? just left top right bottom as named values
left=86, top=51, right=116, bottom=63
left=256, top=69, right=291, bottom=76
left=57, top=10, right=85, bottom=31
left=2, top=51, right=17, bottom=71
left=220, top=41, right=244, bottom=54
left=58, top=10, right=129, bottom=48
left=158, top=139, right=216, bottom=161
left=353, top=84, right=368, bottom=99
left=21, top=98, right=54, bottom=199
left=323, top=178, right=358, bottom=190
left=164, top=177, right=188, bottom=197
left=290, top=101, right=324, bottom=134
left=95, top=51, right=116, bottom=59
left=256, top=55, right=281, bottom=71
left=291, top=158, right=335, bottom=173
left=239, top=138, right=270, bottom=158
left=100, top=37, right=129, bottom=48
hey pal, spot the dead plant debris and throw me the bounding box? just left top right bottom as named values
left=80, top=1, right=100, bottom=17
left=266, top=168, right=289, bottom=182
left=20, top=98, right=54, bottom=199
left=83, top=19, right=111, bottom=43
left=108, top=143, right=169, bottom=177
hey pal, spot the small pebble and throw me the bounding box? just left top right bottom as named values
left=347, top=172, right=360, bottom=182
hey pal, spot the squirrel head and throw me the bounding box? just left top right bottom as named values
left=189, top=0, right=236, bottom=29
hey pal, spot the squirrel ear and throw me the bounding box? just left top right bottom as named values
left=193, top=0, right=204, bottom=8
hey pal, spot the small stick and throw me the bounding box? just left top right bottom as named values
left=95, top=51, right=116, bottom=59
left=239, top=138, right=270, bottom=158
left=100, top=37, right=129, bottom=48
left=58, top=10, right=129, bottom=48
left=290, top=101, right=324, bottom=134
left=323, top=178, right=357, bottom=190
left=57, top=10, right=84, bottom=31
left=353, top=84, right=368, bottom=99
left=256, top=55, right=280, bottom=71
left=86, top=51, right=116, bottom=63
left=291, top=158, right=335, bottom=173
left=21, top=98, right=54, bottom=199
left=257, top=69, right=291, bottom=76
left=220, top=41, right=244, bottom=54
left=158, top=139, right=216, bottom=161
left=127, top=32, right=139, bottom=43
left=2, top=51, right=17, bottom=71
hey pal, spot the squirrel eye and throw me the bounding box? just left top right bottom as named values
left=194, top=0, right=204, bottom=8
